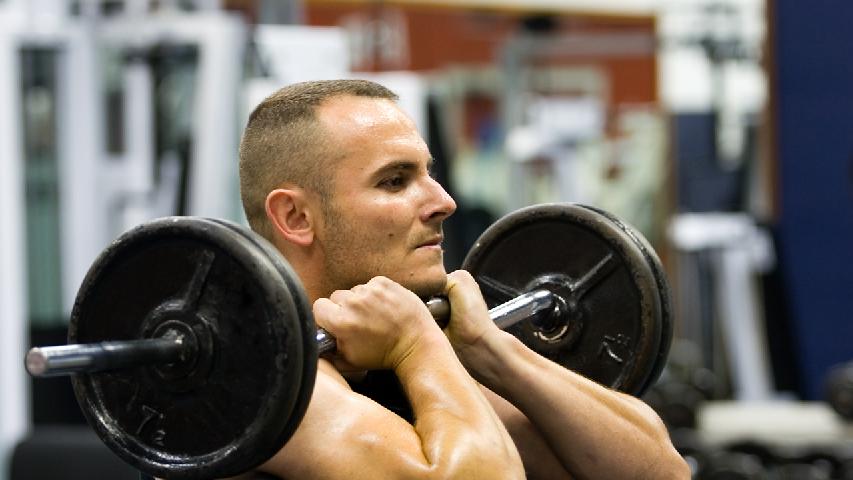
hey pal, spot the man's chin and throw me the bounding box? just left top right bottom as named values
left=378, top=261, right=448, bottom=298
left=406, top=274, right=448, bottom=299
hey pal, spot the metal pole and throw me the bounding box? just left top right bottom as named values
left=315, top=289, right=558, bottom=355
left=29, top=290, right=562, bottom=376
left=26, top=334, right=187, bottom=377
left=0, top=12, right=31, bottom=480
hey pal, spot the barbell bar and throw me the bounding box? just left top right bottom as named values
left=27, top=288, right=561, bottom=378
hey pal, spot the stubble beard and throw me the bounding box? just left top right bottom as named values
left=320, top=200, right=447, bottom=298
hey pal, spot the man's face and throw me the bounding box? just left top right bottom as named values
left=313, top=95, right=457, bottom=298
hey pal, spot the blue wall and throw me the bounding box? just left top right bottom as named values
left=774, top=0, right=853, bottom=399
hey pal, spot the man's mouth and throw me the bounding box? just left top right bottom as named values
left=416, top=235, right=444, bottom=249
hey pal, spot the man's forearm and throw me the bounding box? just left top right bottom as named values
left=461, top=330, right=688, bottom=480
left=394, top=333, right=524, bottom=479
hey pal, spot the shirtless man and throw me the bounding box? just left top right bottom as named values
left=237, top=79, right=689, bottom=479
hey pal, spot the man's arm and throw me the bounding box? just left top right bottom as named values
left=259, top=277, right=524, bottom=480
left=444, top=271, right=690, bottom=480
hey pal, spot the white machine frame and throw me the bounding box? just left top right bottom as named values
left=0, top=3, right=245, bottom=478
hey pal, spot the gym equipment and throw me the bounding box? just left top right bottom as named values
left=642, top=339, right=719, bottom=430
left=826, top=361, right=853, bottom=421
left=461, top=204, right=671, bottom=397
left=26, top=203, right=672, bottom=479
left=697, top=451, right=767, bottom=480
left=31, top=217, right=316, bottom=480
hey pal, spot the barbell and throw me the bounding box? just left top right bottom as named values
left=25, top=203, right=672, bottom=480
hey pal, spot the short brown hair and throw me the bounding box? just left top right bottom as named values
left=239, top=79, right=398, bottom=241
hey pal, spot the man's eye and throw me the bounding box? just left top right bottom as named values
left=379, top=175, right=406, bottom=189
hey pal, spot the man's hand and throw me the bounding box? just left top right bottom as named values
left=441, top=270, right=506, bottom=376
left=313, top=276, right=443, bottom=371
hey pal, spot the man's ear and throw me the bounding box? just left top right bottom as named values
left=265, top=188, right=315, bottom=247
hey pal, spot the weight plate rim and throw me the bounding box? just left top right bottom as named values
left=68, top=217, right=305, bottom=479
left=183, top=217, right=311, bottom=478
left=209, top=218, right=318, bottom=462
left=461, top=203, right=663, bottom=396
left=578, top=205, right=673, bottom=395
left=71, top=217, right=303, bottom=478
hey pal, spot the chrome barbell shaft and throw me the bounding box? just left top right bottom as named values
left=26, top=333, right=186, bottom=377
left=315, top=289, right=558, bottom=355
left=28, top=290, right=560, bottom=376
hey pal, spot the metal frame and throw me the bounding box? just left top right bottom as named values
left=0, top=6, right=246, bottom=478
left=668, top=212, right=776, bottom=401
left=99, top=10, right=248, bottom=229
left=0, top=10, right=31, bottom=480
left=0, top=9, right=108, bottom=479
left=499, top=32, right=655, bottom=212
left=56, top=21, right=111, bottom=317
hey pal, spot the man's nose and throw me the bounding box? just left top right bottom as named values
left=421, top=176, right=457, bottom=223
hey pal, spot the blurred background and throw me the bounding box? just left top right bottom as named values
left=1, top=0, right=851, bottom=478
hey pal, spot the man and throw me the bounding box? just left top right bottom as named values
left=238, top=79, right=689, bottom=479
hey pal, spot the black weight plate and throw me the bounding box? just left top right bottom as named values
left=208, top=218, right=317, bottom=447
left=578, top=205, right=673, bottom=395
left=462, top=203, right=663, bottom=396
left=69, top=217, right=306, bottom=479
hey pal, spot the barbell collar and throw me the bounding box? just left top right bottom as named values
left=25, top=331, right=187, bottom=377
